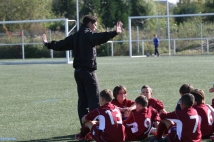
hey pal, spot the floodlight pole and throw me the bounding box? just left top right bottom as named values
left=166, top=0, right=171, bottom=55
left=65, top=19, right=70, bottom=64
left=154, top=0, right=171, bottom=55
left=76, top=0, right=79, bottom=30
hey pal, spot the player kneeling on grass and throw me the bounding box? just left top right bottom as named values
left=209, top=87, right=214, bottom=108
left=123, top=95, right=160, bottom=141
left=82, top=89, right=125, bottom=142
left=112, top=85, right=136, bottom=120
left=141, top=85, right=167, bottom=114
left=152, top=93, right=201, bottom=142
left=191, top=89, right=214, bottom=139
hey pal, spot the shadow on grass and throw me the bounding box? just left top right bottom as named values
left=17, top=134, right=76, bottom=142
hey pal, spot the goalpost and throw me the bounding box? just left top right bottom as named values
left=0, top=19, right=76, bottom=64
left=128, top=13, right=214, bottom=57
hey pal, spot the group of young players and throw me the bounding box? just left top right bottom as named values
left=77, top=84, right=214, bottom=142
left=40, top=14, right=214, bottom=142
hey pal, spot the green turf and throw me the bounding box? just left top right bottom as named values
left=0, top=56, right=214, bottom=142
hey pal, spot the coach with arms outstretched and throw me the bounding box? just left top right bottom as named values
left=41, top=15, right=123, bottom=136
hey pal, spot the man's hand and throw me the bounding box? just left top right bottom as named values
left=41, top=34, right=48, bottom=44
left=116, top=21, right=123, bottom=34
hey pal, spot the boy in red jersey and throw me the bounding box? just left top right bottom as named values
left=153, top=93, right=201, bottom=142
left=112, top=85, right=136, bottom=120
left=141, top=85, right=166, bottom=114
left=191, top=89, right=214, bottom=138
left=82, top=89, right=125, bottom=142
left=209, top=87, right=214, bottom=108
left=175, top=83, right=194, bottom=110
left=123, top=95, right=160, bottom=141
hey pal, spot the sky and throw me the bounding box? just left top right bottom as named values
left=168, top=0, right=179, bottom=4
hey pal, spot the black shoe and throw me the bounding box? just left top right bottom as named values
left=150, top=136, right=167, bottom=142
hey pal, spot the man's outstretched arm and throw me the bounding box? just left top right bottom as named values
left=87, top=21, right=123, bottom=46
left=41, top=34, right=73, bottom=51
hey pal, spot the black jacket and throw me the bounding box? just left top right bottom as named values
left=45, top=24, right=117, bottom=71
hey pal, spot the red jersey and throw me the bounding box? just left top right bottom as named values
left=111, top=98, right=134, bottom=108
left=148, top=98, right=164, bottom=113
left=160, top=107, right=202, bottom=142
left=111, top=98, right=135, bottom=119
left=123, top=107, right=160, bottom=141
left=193, top=104, right=213, bottom=138
left=86, top=102, right=125, bottom=142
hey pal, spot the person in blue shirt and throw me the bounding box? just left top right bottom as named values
left=153, top=34, right=159, bottom=57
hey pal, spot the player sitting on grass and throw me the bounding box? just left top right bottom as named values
left=152, top=93, right=201, bottom=142
left=82, top=89, right=125, bottom=142
left=191, top=89, right=214, bottom=138
left=123, top=95, right=160, bottom=141
left=175, top=83, right=194, bottom=110
left=209, top=87, right=214, bottom=108
left=141, top=85, right=166, bottom=114
left=112, top=85, right=136, bottom=120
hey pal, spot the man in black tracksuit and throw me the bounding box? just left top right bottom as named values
left=42, top=15, right=123, bottom=137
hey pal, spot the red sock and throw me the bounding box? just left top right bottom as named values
left=156, top=122, right=167, bottom=139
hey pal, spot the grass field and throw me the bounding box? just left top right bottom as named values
left=0, top=56, right=214, bottom=142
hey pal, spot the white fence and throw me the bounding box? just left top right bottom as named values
left=107, top=37, right=214, bottom=57
left=128, top=13, right=214, bottom=57
left=0, top=19, right=76, bottom=64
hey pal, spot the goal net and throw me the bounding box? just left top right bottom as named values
left=128, top=13, right=214, bottom=57
left=0, top=19, right=76, bottom=64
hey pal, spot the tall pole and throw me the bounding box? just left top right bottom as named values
left=137, top=26, right=139, bottom=54
left=166, top=0, right=171, bottom=55
left=21, top=30, right=25, bottom=59
left=200, top=23, right=203, bottom=54
left=76, top=0, right=79, bottom=30
left=65, top=19, right=69, bottom=64
left=129, top=18, right=132, bottom=57
left=154, top=0, right=171, bottom=55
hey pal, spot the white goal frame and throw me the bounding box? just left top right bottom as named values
left=0, top=19, right=76, bottom=64
left=128, top=13, right=214, bottom=57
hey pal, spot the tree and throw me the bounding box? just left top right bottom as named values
left=100, top=0, right=131, bottom=28
left=203, top=0, right=214, bottom=21
left=80, top=0, right=102, bottom=16
left=52, top=0, right=76, bottom=19
left=130, top=0, right=154, bottom=26
left=173, top=0, right=204, bottom=25
left=0, top=0, right=53, bottom=32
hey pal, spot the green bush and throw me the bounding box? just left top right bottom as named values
left=0, top=46, right=22, bottom=59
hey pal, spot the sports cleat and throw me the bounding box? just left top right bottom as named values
left=149, top=127, right=157, bottom=135
left=210, top=135, right=214, bottom=141
left=75, top=132, right=86, bottom=141
left=76, top=132, right=94, bottom=142
left=149, top=136, right=167, bottom=142
left=85, top=132, right=94, bottom=141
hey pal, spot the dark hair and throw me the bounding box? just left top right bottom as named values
left=82, top=15, right=97, bottom=25
left=180, top=93, right=195, bottom=107
left=141, top=85, right=152, bottom=92
left=190, top=89, right=204, bottom=104
left=135, top=95, right=148, bottom=107
left=179, top=83, right=194, bottom=94
left=100, top=89, right=113, bottom=102
left=113, top=85, right=127, bottom=98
